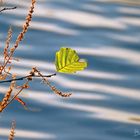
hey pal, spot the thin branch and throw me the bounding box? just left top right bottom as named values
left=3, top=81, right=29, bottom=110
left=0, top=73, right=56, bottom=84
left=0, top=6, right=17, bottom=13
left=33, top=68, right=72, bottom=97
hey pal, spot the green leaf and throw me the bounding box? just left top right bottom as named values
left=55, top=47, right=87, bottom=73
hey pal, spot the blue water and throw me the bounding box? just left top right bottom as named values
left=0, top=0, right=140, bottom=140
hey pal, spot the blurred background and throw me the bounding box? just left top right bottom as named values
left=0, top=0, right=140, bottom=140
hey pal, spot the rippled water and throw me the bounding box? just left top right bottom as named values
left=0, top=0, right=140, bottom=140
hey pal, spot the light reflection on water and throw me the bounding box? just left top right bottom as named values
left=0, top=0, right=140, bottom=140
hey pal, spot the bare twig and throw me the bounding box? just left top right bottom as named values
left=0, top=73, right=56, bottom=84
left=0, top=6, right=17, bottom=13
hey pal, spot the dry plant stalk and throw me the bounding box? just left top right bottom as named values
left=33, top=67, right=72, bottom=97
left=0, top=0, right=36, bottom=75
left=4, top=27, right=12, bottom=62
left=2, top=73, right=32, bottom=112
left=0, top=68, right=57, bottom=112
left=0, top=75, right=16, bottom=112
left=12, top=0, right=36, bottom=49
left=0, top=0, right=36, bottom=111
left=8, top=120, right=16, bottom=140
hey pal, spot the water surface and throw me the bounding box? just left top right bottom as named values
left=0, top=0, right=140, bottom=140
